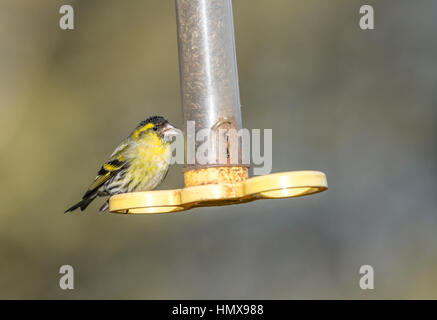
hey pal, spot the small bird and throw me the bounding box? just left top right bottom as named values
left=65, top=116, right=179, bottom=213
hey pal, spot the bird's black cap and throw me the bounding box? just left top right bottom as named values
left=139, top=116, right=167, bottom=128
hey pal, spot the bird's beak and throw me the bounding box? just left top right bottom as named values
left=162, top=123, right=180, bottom=139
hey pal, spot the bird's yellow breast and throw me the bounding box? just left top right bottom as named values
left=126, top=132, right=171, bottom=191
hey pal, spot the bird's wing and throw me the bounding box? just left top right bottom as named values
left=83, top=141, right=130, bottom=197
left=109, top=140, right=130, bottom=159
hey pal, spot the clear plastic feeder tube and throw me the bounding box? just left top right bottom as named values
left=175, top=0, right=244, bottom=170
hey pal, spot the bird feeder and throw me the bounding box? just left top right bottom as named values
left=109, top=0, right=327, bottom=214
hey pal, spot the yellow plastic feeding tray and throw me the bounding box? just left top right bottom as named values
left=109, top=170, right=327, bottom=214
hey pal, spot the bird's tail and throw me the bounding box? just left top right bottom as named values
left=99, top=199, right=110, bottom=213
left=65, top=194, right=97, bottom=213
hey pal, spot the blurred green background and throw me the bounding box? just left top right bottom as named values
left=1, top=0, right=436, bottom=299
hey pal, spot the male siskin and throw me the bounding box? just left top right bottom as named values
left=65, top=116, right=178, bottom=213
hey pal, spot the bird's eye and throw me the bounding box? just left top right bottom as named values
left=152, top=127, right=158, bottom=131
